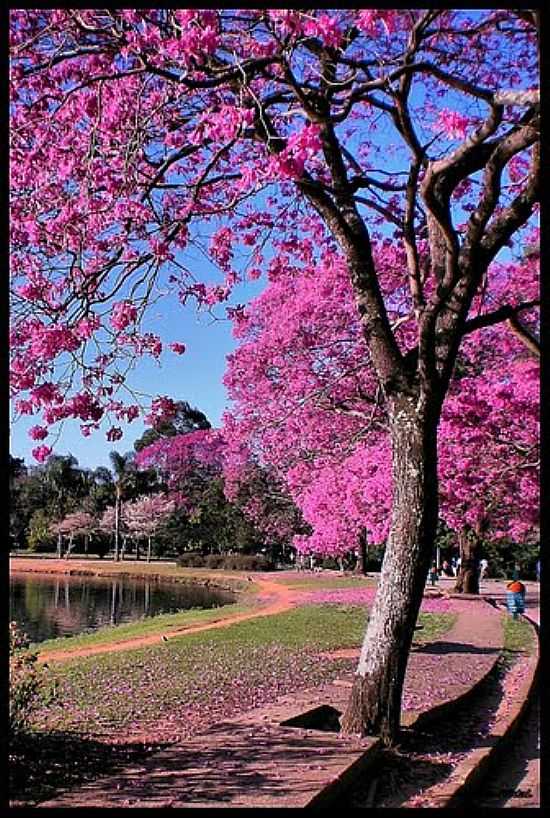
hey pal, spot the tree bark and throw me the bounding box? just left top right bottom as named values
left=147, top=536, right=152, bottom=563
left=454, top=526, right=481, bottom=594
left=114, top=490, right=121, bottom=562
left=340, top=396, right=440, bottom=745
left=65, top=534, right=74, bottom=559
left=355, top=527, right=369, bottom=575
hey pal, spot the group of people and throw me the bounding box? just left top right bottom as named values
left=427, top=556, right=540, bottom=589
left=427, top=556, right=490, bottom=586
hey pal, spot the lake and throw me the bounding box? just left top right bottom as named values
left=9, top=571, right=236, bottom=644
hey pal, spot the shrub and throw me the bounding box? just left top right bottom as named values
left=204, top=554, right=225, bottom=569
left=176, top=552, right=207, bottom=568
left=9, top=622, right=52, bottom=741
left=176, top=552, right=275, bottom=571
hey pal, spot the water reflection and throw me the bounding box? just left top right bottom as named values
left=10, top=572, right=235, bottom=644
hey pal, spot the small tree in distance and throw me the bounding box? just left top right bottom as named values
left=125, top=494, right=176, bottom=562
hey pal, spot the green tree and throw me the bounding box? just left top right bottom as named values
left=134, top=401, right=211, bottom=452
left=26, top=509, right=56, bottom=552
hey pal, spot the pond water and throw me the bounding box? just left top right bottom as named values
left=9, top=571, right=236, bottom=644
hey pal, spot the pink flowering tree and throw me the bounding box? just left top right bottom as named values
left=135, top=429, right=225, bottom=493
left=223, top=248, right=394, bottom=566
left=225, top=241, right=539, bottom=590
left=135, top=428, right=284, bottom=556
left=125, top=494, right=176, bottom=562
left=98, top=504, right=128, bottom=558
left=222, top=453, right=308, bottom=559
left=10, top=10, right=539, bottom=743
left=440, top=325, right=539, bottom=591
left=50, top=511, right=97, bottom=559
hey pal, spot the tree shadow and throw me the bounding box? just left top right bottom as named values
left=14, top=722, right=373, bottom=808
left=342, top=658, right=512, bottom=807
left=9, top=729, right=169, bottom=806
left=413, top=641, right=500, bottom=655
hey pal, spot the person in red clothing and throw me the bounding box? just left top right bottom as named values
left=507, top=580, right=525, bottom=595
left=506, top=579, right=526, bottom=619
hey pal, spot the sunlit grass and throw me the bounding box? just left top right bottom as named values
left=502, top=614, right=536, bottom=657
left=33, top=606, right=455, bottom=739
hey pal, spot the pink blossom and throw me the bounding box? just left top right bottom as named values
left=28, top=425, right=48, bottom=440
left=110, top=301, right=138, bottom=332
left=438, top=109, right=471, bottom=139
left=31, top=445, right=52, bottom=462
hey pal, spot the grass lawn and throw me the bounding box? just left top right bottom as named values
left=33, top=606, right=454, bottom=739
left=34, top=600, right=251, bottom=652
left=273, top=574, right=377, bottom=590
left=502, top=614, right=537, bottom=660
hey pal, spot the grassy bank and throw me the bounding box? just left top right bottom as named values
left=10, top=557, right=251, bottom=591
left=34, top=607, right=454, bottom=738
left=502, top=614, right=537, bottom=660
left=35, top=600, right=251, bottom=652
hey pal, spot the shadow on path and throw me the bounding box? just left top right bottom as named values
left=414, top=641, right=500, bottom=655
left=10, top=729, right=168, bottom=806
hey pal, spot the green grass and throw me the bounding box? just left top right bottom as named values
left=277, top=575, right=377, bottom=590
left=502, top=614, right=536, bottom=657
left=16, top=605, right=456, bottom=807
left=415, top=612, right=457, bottom=644
left=12, top=557, right=251, bottom=590
left=33, top=606, right=456, bottom=738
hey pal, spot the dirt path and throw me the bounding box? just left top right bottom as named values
left=36, top=575, right=298, bottom=664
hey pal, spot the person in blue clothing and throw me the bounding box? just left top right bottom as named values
left=428, top=562, right=439, bottom=586
left=536, top=558, right=540, bottom=582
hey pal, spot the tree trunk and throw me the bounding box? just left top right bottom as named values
left=65, top=533, right=74, bottom=559
left=110, top=580, right=118, bottom=625
left=114, top=490, right=121, bottom=562
left=355, top=527, right=369, bottom=575
left=454, top=526, right=481, bottom=594
left=57, top=533, right=63, bottom=559
left=340, top=397, right=440, bottom=745
left=147, top=536, right=152, bottom=563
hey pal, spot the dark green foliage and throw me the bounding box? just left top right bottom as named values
left=176, top=552, right=275, bottom=571
left=133, top=401, right=211, bottom=452
left=481, top=538, right=539, bottom=579
left=9, top=622, right=54, bottom=742
left=155, top=477, right=267, bottom=559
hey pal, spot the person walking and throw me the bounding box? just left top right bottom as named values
left=506, top=579, right=526, bottom=619
left=441, top=560, right=454, bottom=577
left=479, top=558, right=489, bottom=581
left=428, top=562, right=439, bottom=586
